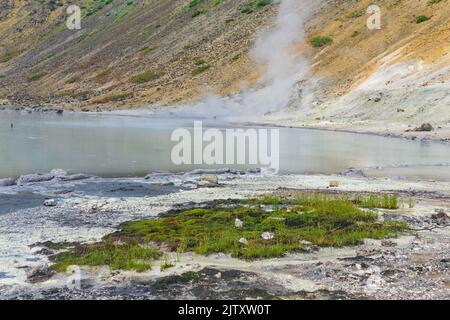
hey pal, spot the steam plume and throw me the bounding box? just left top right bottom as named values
left=169, top=0, right=320, bottom=120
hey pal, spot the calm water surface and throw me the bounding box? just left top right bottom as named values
left=0, top=110, right=449, bottom=180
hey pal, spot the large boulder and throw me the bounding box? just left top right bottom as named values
left=26, top=265, right=55, bottom=284
left=414, top=123, right=434, bottom=132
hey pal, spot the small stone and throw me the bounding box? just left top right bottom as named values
left=329, top=180, right=339, bottom=188
left=239, top=238, right=249, bottom=245
left=43, top=199, right=57, bottom=207
left=214, top=272, right=222, bottom=279
left=261, top=232, right=274, bottom=240
left=235, top=218, right=244, bottom=229
left=300, top=240, right=312, bottom=246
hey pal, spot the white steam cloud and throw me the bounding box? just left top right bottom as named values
left=167, top=0, right=320, bottom=120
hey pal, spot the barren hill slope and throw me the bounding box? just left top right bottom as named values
left=0, top=0, right=276, bottom=109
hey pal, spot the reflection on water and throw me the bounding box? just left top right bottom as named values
left=0, top=110, right=449, bottom=180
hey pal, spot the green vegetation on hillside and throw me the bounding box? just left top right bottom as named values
left=0, top=51, right=17, bottom=63
left=86, top=0, right=114, bottom=16
left=92, top=92, right=133, bottom=103
left=131, top=71, right=163, bottom=83
left=310, top=36, right=333, bottom=48
left=50, top=193, right=407, bottom=272
left=192, top=58, right=210, bottom=75
left=351, top=10, right=364, bottom=18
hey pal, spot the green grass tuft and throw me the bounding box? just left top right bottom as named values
left=415, top=15, right=430, bottom=24
left=311, top=36, right=333, bottom=48
left=27, top=71, right=44, bottom=82
left=192, top=64, right=210, bottom=75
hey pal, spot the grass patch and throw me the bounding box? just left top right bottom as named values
left=415, top=15, right=430, bottom=24
left=34, top=241, right=77, bottom=251
left=311, top=36, right=333, bottom=48
left=37, top=23, right=65, bottom=43
left=86, top=0, right=114, bottom=17
left=192, top=8, right=208, bottom=17
left=213, top=0, right=224, bottom=6
left=38, top=52, right=56, bottom=63
left=351, top=10, right=364, bottom=18
left=56, top=90, right=90, bottom=98
left=92, top=92, right=133, bottom=104
left=160, top=254, right=175, bottom=271
left=240, top=0, right=273, bottom=14
left=140, top=46, right=156, bottom=54
left=353, top=194, right=399, bottom=209
left=65, top=76, right=80, bottom=84
left=188, top=0, right=206, bottom=8
left=131, top=71, right=163, bottom=83
left=27, top=71, right=45, bottom=82
left=192, top=64, right=210, bottom=75
left=51, top=194, right=407, bottom=271
left=113, top=0, right=135, bottom=23
left=194, top=58, right=206, bottom=66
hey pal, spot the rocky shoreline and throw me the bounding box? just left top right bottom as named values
left=0, top=169, right=449, bottom=300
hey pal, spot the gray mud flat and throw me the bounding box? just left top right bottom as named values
left=6, top=268, right=360, bottom=300
left=0, top=170, right=449, bottom=300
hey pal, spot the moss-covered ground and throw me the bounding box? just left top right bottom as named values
left=50, top=193, right=407, bottom=272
